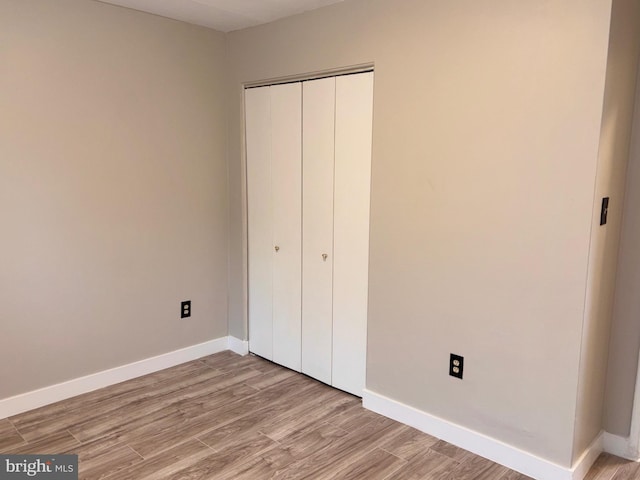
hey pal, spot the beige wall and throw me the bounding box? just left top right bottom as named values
left=604, top=50, right=640, bottom=436
left=227, top=0, right=614, bottom=466
left=573, top=0, right=640, bottom=458
left=0, top=0, right=229, bottom=399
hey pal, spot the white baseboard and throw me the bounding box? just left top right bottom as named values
left=0, top=337, right=229, bottom=419
left=604, top=432, right=640, bottom=461
left=572, top=433, right=604, bottom=480
left=227, top=336, right=249, bottom=356
left=363, top=389, right=602, bottom=480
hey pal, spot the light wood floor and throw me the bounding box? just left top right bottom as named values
left=0, top=351, right=634, bottom=479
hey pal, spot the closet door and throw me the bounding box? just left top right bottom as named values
left=246, top=83, right=302, bottom=369
left=332, top=72, right=374, bottom=396
left=246, top=86, right=273, bottom=361
left=271, top=83, right=302, bottom=372
left=301, top=77, right=336, bottom=385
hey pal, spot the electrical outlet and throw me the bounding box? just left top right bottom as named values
left=450, top=354, right=464, bottom=379
left=181, top=300, right=191, bottom=318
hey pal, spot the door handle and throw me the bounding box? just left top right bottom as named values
left=322, top=253, right=328, bottom=261
left=275, top=246, right=280, bottom=252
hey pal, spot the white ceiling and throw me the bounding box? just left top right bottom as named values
left=97, top=0, right=345, bottom=32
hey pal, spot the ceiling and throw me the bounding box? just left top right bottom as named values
left=97, top=0, right=345, bottom=32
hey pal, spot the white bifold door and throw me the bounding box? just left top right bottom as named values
left=246, top=71, right=373, bottom=396
left=246, top=82, right=302, bottom=372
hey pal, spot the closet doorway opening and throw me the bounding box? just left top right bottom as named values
left=244, top=67, right=374, bottom=397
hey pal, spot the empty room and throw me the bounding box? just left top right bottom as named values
left=3, top=0, right=640, bottom=479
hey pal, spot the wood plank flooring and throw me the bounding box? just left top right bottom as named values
left=0, top=351, right=634, bottom=479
